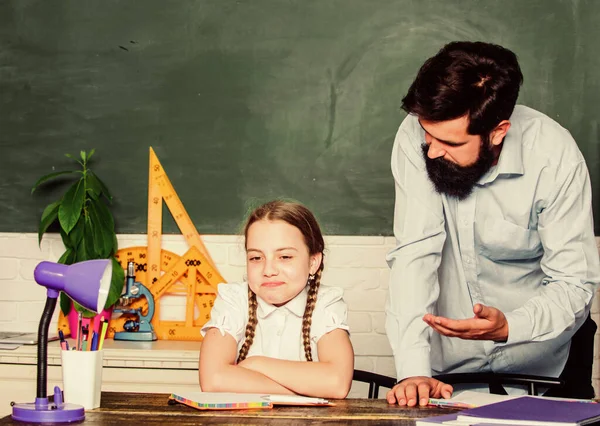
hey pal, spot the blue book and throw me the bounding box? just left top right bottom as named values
left=456, top=396, right=600, bottom=425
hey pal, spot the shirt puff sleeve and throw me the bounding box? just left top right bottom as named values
left=310, top=285, right=350, bottom=343
left=200, top=282, right=248, bottom=343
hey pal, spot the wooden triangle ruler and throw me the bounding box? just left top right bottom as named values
left=59, top=147, right=226, bottom=340
left=111, top=147, right=225, bottom=340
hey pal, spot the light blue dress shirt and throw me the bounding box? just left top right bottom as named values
left=385, top=105, right=600, bottom=382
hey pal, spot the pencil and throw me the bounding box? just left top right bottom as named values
left=76, top=312, right=83, bottom=351
left=87, top=324, right=93, bottom=351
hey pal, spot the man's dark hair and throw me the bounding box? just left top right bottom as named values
left=402, top=41, right=524, bottom=136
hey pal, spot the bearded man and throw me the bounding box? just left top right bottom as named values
left=385, top=41, right=599, bottom=406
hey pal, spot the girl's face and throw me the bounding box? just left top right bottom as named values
left=246, top=219, right=321, bottom=306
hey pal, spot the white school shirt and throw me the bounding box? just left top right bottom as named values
left=385, top=105, right=600, bottom=382
left=201, top=282, right=349, bottom=361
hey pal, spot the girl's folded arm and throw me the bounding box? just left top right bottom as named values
left=198, top=328, right=294, bottom=394
left=238, top=329, right=354, bottom=399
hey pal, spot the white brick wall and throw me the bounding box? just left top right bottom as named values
left=0, top=232, right=599, bottom=397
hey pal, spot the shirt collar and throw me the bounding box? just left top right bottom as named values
left=256, top=286, right=308, bottom=319
left=478, top=118, right=524, bottom=185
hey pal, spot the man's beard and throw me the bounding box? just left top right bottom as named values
left=421, top=136, right=495, bottom=200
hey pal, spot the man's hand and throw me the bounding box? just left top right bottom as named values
left=386, top=376, right=452, bottom=406
left=423, top=303, right=509, bottom=342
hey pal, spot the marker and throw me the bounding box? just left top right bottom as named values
left=90, top=332, right=98, bottom=351
left=58, top=330, right=67, bottom=351
left=81, top=325, right=89, bottom=351
left=98, top=316, right=109, bottom=351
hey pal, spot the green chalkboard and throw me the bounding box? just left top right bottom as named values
left=1, top=0, right=599, bottom=235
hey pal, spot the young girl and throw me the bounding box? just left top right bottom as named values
left=199, top=200, right=354, bottom=399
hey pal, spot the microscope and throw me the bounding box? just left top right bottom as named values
left=113, top=261, right=157, bottom=341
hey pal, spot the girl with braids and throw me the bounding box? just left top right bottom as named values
left=199, top=200, right=354, bottom=399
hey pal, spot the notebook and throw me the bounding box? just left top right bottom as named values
left=0, top=331, right=59, bottom=345
left=168, top=391, right=333, bottom=410
left=456, top=396, right=600, bottom=425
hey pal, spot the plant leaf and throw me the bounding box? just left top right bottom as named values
left=112, top=234, right=119, bottom=256
left=31, top=171, right=77, bottom=194
left=59, top=228, right=72, bottom=251
left=86, top=171, right=103, bottom=200
left=87, top=148, right=96, bottom=162
left=59, top=293, right=72, bottom=316
left=37, top=201, right=60, bottom=246
left=80, top=150, right=87, bottom=162
left=57, top=248, right=75, bottom=265
left=58, top=179, right=85, bottom=234
left=88, top=202, right=113, bottom=258
left=86, top=187, right=99, bottom=201
left=92, top=198, right=115, bottom=232
left=83, top=217, right=98, bottom=259
left=88, top=171, right=112, bottom=202
left=66, top=216, right=85, bottom=250
left=104, top=257, right=125, bottom=309
left=73, top=301, right=95, bottom=318
left=75, top=232, right=88, bottom=262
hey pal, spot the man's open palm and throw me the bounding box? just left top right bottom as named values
left=423, top=303, right=509, bottom=342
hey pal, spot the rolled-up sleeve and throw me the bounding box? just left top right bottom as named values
left=201, top=283, right=247, bottom=343
left=385, top=120, right=446, bottom=381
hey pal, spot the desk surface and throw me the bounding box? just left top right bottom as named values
left=0, top=392, right=455, bottom=425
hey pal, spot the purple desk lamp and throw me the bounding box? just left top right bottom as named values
left=11, top=259, right=112, bottom=423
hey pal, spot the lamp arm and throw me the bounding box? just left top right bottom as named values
left=37, top=294, right=58, bottom=399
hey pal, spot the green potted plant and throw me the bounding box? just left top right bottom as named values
left=32, top=149, right=124, bottom=332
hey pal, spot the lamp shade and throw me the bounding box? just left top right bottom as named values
left=33, top=259, right=112, bottom=313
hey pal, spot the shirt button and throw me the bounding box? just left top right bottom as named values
left=276, top=329, right=283, bottom=336
left=465, top=258, right=470, bottom=264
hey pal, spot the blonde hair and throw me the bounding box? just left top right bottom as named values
left=237, top=200, right=325, bottom=362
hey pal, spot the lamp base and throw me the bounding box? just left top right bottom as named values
left=11, top=387, right=85, bottom=423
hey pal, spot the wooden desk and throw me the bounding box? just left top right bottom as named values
left=0, top=392, right=456, bottom=425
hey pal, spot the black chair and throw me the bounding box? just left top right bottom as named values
left=352, top=369, right=396, bottom=399
left=352, top=369, right=564, bottom=399
left=432, top=372, right=564, bottom=396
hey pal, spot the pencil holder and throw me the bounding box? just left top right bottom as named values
left=61, top=349, right=104, bottom=410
